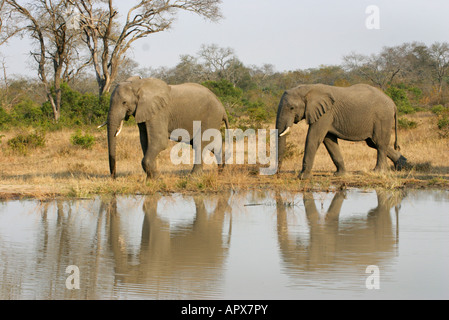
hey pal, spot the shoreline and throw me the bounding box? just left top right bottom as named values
left=1, top=170, right=448, bottom=200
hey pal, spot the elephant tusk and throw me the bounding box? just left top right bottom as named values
left=115, top=120, right=124, bottom=137
left=279, top=127, right=291, bottom=137
left=97, top=121, right=107, bottom=129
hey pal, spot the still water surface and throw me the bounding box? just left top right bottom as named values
left=0, top=189, right=448, bottom=300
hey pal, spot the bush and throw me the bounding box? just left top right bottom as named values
left=7, top=130, right=46, bottom=155
left=385, top=85, right=421, bottom=115
left=202, top=79, right=243, bottom=99
left=11, top=98, right=44, bottom=126
left=0, top=106, right=11, bottom=130
left=398, top=118, right=418, bottom=129
left=60, top=83, right=110, bottom=126
left=437, top=116, right=449, bottom=130
left=431, top=105, right=446, bottom=115
left=70, top=129, right=96, bottom=149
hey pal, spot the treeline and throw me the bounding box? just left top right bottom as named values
left=1, top=41, right=449, bottom=131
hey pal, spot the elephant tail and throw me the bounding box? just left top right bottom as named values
left=394, top=107, right=400, bottom=151
left=223, top=113, right=230, bottom=130
left=221, top=113, right=230, bottom=168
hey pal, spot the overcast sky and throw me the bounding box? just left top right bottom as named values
left=2, top=0, right=449, bottom=77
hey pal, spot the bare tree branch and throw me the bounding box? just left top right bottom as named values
left=75, top=0, right=223, bottom=96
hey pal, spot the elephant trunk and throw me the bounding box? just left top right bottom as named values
left=277, top=134, right=287, bottom=170
left=107, top=121, right=118, bottom=179
left=276, top=99, right=291, bottom=170
left=107, top=108, right=126, bottom=179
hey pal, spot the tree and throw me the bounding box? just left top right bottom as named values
left=198, top=43, right=252, bottom=87
left=73, top=0, right=223, bottom=97
left=2, top=0, right=89, bottom=122
left=428, top=42, right=449, bottom=103
left=342, top=45, right=412, bottom=90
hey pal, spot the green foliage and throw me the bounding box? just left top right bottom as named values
left=385, top=86, right=416, bottom=114
left=431, top=105, right=447, bottom=115
left=398, top=118, right=418, bottom=129
left=0, top=106, right=11, bottom=130
left=1, top=82, right=110, bottom=130
left=11, top=98, right=44, bottom=126
left=7, top=130, right=46, bottom=155
left=60, top=83, right=110, bottom=126
left=70, top=129, right=96, bottom=149
left=202, top=79, right=243, bottom=99
left=437, top=116, right=449, bottom=130
left=201, top=79, right=277, bottom=130
left=247, top=104, right=269, bottom=122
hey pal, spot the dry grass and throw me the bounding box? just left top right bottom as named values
left=1, top=111, right=448, bottom=199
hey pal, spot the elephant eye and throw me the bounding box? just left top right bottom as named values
left=290, top=106, right=294, bottom=110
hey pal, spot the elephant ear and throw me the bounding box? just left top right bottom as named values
left=134, top=78, right=171, bottom=124
left=305, top=89, right=335, bottom=124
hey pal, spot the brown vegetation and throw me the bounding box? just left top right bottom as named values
left=0, top=111, right=448, bottom=199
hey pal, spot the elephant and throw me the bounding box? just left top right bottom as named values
left=275, top=83, right=408, bottom=179
left=100, top=77, right=229, bottom=179
left=275, top=190, right=403, bottom=274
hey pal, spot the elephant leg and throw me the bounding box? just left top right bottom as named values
left=212, top=144, right=225, bottom=172
left=190, top=138, right=204, bottom=175
left=367, top=123, right=389, bottom=171
left=300, top=115, right=332, bottom=179
left=386, top=147, right=407, bottom=170
left=325, top=191, right=345, bottom=222
left=140, top=121, right=168, bottom=179
left=323, top=133, right=346, bottom=176
left=138, top=122, right=148, bottom=156
left=366, top=138, right=407, bottom=170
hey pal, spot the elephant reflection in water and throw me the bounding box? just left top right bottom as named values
left=106, top=192, right=232, bottom=299
left=276, top=190, right=404, bottom=273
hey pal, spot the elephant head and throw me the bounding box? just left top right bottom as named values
left=275, top=86, right=335, bottom=164
left=104, top=77, right=171, bottom=178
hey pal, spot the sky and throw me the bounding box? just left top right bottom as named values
left=2, top=0, right=449, bottom=77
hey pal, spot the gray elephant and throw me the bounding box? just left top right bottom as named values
left=101, top=77, right=229, bottom=179
left=276, top=84, right=407, bottom=179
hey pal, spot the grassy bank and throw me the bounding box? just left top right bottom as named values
left=0, top=111, right=448, bottom=199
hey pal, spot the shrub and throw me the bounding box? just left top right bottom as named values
left=385, top=85, right=421, bottom=115
left=246, top=103, right=269, bottom=122
left=202, top=79, right=243, bottom=99
left=437, top=116, right=449, bottom=130
left=398, top=118, right=418, bottom=129
left=11, top=98, right=44, bottom=126
left=431, top=105, right=446, bottom=115
left=0, top=106, right=11, bottom=130
left=70, top=129, right=96, bottom=149
left=7, top=130, right=46, bottom=155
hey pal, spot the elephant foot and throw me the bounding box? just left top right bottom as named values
left=373, top=164, right=388, bottom=173
left=334, top=170, right=347, bottom=177
left=145, top=171, right=160, bottom=181
left=395, top=155, right=408, bottom=171
left=299, top=171, right=312, bottom=180
left=190, top=166, right=204, bottom=175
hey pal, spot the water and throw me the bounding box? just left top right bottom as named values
left=0, top=189, right=448, bottom=300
